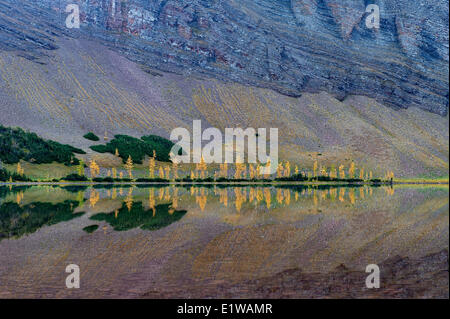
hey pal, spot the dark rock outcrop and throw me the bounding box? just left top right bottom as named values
left=1, top=0, right=448, bottom=115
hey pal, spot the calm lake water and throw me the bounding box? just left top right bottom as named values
left=0, top=184, right=448, bottom=298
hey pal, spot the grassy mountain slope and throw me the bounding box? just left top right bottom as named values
left=0, top=38, right=448, bottom=178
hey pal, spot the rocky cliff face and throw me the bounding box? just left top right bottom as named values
left=0, top=0, right=449, bottom=115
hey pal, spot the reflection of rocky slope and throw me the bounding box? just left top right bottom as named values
left=1, top=0, right=448, bottom=115
left=145, top=249, right=449, bottom=298
left=0, top=186, right=447, bottom=298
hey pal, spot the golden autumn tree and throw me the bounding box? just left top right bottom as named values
left=249, top=164, right=256, bottom=179
left=89, top=160, right=100, bottom=178
left=164, top=166, right=171, bottom=180
left=149, top=155, right=156, bottom=179
left=359, top=168, right=364, bottom=180
left=115, top=148, right=120, bottom=157
left=387, top=171, right=395, bottom=181
left=112, top=167, right=117, bottom=179
left=313, top=161, right=318, bottom=178
left=285, top=161, right=291, bottom=177
left=242, top=164, right=248, bottom=179
left=276, top=162, right=284, bottom=178
left=172, top=161, right=178, bottom=180
left=198, top=156, right=207, bottom=179
left=124, top=155, right=134, bottom=179
left=339, top=164, right=345, bottom=179
left=220, top=163, right=229, bottom=178
left=159, top=166, right=165, bottom=179
left=16, top=162, right=24, bottom=175
left=349, top=161, right=355, bottom=179
left=263, top=159, right=271, bottom=179
left=234, top=163, right=241, bottom=179
left=234, top=156, right=245, bottom=180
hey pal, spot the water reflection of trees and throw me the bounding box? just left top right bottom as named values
left=0, top=198, right=84, bottom=241
left=90, top=202, right=187, bottom=231
left=85, top=184, right=394, bottom=213
left=0, top=184, right=397, bottom=238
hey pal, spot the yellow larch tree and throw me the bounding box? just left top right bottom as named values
left=389, top=171, right=395, bottom=181
left=89, top=160, right=100, bottom=178
left=349, top=161, right=355, bottom=179
left=263, top=159, right=271, bottom=179
left=149, top=155, right=156, bottom=178
left=198, top=156, right=207, bottom=179
left=16, top=162, right=24, bottom=175
left=285, top=161, right=291, bottom=177
left=220, top=163, right=229, bottom=178
left=234, top=163, right=241, bottom=179
left=249, top=164, right=256, bottom=179
left=164, top=166, right=171, bottom=180
left=234, top=157, right=245, bottom=179
left=339, top=164, right=345, bottom=179
left=276, top=162, right=284, bottom=178
left=172, top=162, right=178, bottom=180
left=313, top=161, right=318, bottom=177
left=124, top=155, right=134, bottom=179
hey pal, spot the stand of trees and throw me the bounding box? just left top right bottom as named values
left=0, top=125, right=85, bottom=165
left=90, top=134, right=178, bottom=164
left=0, top=168, right=30, bottom=182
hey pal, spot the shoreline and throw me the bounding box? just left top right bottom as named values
left=1, top=181, right=448, bottom=186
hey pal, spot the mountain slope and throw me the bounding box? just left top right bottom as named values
left=0, top=38, right=448, bottom=178
left=0, top=0, right=448, bottom=115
